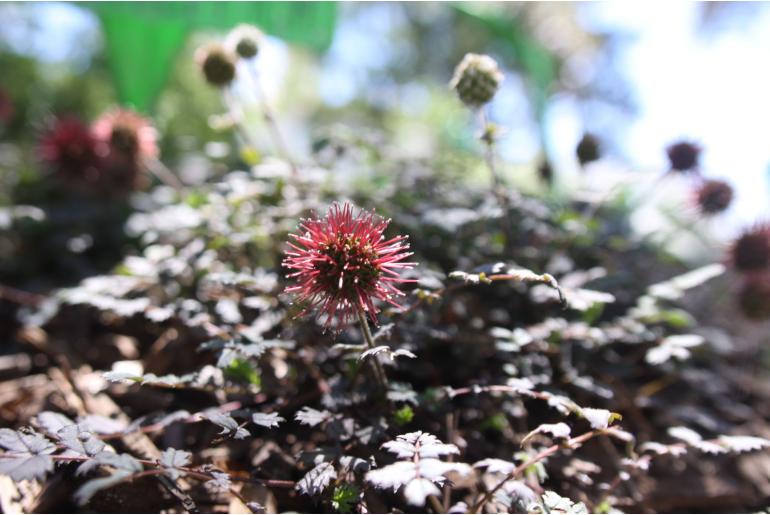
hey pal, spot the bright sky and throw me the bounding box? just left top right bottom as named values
left=577, top=2, right=770, bottom=229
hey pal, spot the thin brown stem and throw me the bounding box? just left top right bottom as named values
left=478, top=109, right=502, bottom=190
left=443, top=411, right=456, bottom=512
left=428, top=494, right=445, bottom=514
left=477, top=108, right=514, bottom=254
left=144, top=157, right=183, bottom=190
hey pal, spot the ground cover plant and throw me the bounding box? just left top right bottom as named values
left=2, top=9, right=770, bottom=514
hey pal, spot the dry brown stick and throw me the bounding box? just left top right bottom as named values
left=47, top=367, right=88, bottom=417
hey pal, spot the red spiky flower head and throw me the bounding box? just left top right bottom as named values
left=38, top=116, right=101, bottom=183
left=283, top=203, right=416, bottom=330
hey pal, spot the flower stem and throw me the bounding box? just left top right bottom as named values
left=478, top=107, right=514, bottom=254
left=248, top=62, right=298, bottom=178
left=356, top=306, right=388, bottom=395
left=478, top=108, right=503, bottom=191
left=222, top=86, right=261, bottom=157
left=144, top=157, right=183, bottom=190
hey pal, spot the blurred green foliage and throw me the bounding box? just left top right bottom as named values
left=85, top=2, right=338, bottom=110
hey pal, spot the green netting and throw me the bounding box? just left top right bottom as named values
left=81, top=1, right=338, bottom=111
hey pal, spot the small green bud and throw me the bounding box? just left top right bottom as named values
left=450, top=53, right=504, bottom=107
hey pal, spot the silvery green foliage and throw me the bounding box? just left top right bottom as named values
left=74, top=453, right=143, bottom=505
left=0, top=428, right=56, bottom=481
left=200, top=337, right=295, bottom=368
left=579, top=408, right=621, bottom=430
left=522, top=422, right=572, bottom=444
left=339, top=455, right=371, bottom=475
left=104, top=365, right=244, bottom=391
left=647, top=264, right=726, bottom=300
left=202, top=411, right=250, bottom=440
left=160, top=448, right=192, bottom=481
left=666, top=427, right=770, bottom=455
left=152, top=410, right=192, bottom=429
left=35, top=411, right=75, bottom=434
left=531, top=267, right=614, bottom=311
left=528, top=491, right=588, bottom=514
left=37, top=411, right=125, bottom=442
left=448, top=501, right=469, bottom=513
left=204, top=470, right=232, bottom=492
left=78, top=415, right=126, bottom=435
left=295, top=406, right=332, bottom=427
left=296, top=461, right=337, bottom=496
left=6, top=107, right=763, bottom=513
left=58, top=425, right=106, bottom=457
left=76, top=451, right=141, bottom=477
left=646, top=334, right=704, bottom=365
left=251, top=412, right=285, bottom=428
left=490, top=326, right=534, bottom=352
left=386, top=382, right=419, bottom=405
left=422, top=206, right=486, bottom=232
left=474, top=458, right=517, bottom=475
left=0, top=205, right=45, bottom=228
left=495, top=480, right=538, bottom=512
left=358, top=345, right=417, bottom=363
left=448, top=379, right=621, bottom=432
left=2, top=412, right=245, bottom=504
left=366, top=432, right=471, bottom=506
left=719, top=435, right=770, bottom=453
left=629, top=264, right=725, bottom=322
left=113, top=410, right=190, bottom=436
left=32, top=178, right=290, bottom=339
left=103, top=371, right=198, bottom=387
left=58, top=275, right=151, bottom=317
